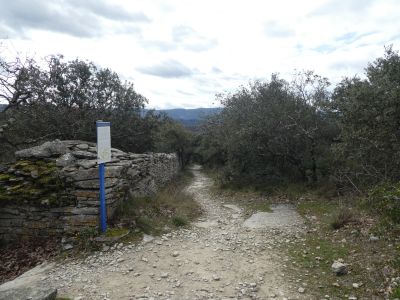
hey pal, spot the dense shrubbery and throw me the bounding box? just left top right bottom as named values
left=198, top=46, right=400, bottom=223
left=366, top=183, right=400, bottom=225
left=198, top=71, right=337, bottom=185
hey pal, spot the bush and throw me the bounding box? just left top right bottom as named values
left=391, top=286, right=400, bottom=299
left=172, top=216, right=187, bottom=227
left=367, top=183, right=400, bottom=225
left=330, top=208, right=356, bottom=229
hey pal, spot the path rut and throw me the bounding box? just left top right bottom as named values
left=44, top=166, right=306, bottom=299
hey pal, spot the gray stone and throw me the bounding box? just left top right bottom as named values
left=223, top=204, right=242, bottom=213
left=62, top=243, right=74, bottom=251
left=73, top=151, right=97, bottom=159
left=142, top=234, right=155, bottom=244
left=369, top=235, right=379, bottom=242
left=0, top=286, right=57, bottom=300
left=67, top=166, right=124, bottom=181
left=71, top=207, right=98, bottom=215
left=298, top=287, right=305, bottom=293
left=331, top=261, right=348, bottom=275
left=242, top=205, right=303, bottom=229
left=16, top=140, right=67, bottom=159
left=74, top=178, right=119, bottom=189
left=77, top=160, right=97, bottom=169
left=0, top=262, right=56, bottom=300
left=56, top=153, right=76, bottom=167
left=76, top=143, right=89, bottom=150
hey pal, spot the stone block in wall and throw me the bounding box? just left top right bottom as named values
left=71, top=207, right=98, bottom=215
left=15, top=140, right=67, bottom=159
left=0, top=218, right=24, bottom=227
left=62, top=214, right=98, bottom=226
left=65, top=166, right=124, bottom=182
left=74, top=178, right=119, bottom=189
left=72, top=151, right=97, bottom=159
left=77, top=160, right=97, bottom=169
left=25, top=221, right=49, bottom=230
left=76, top=199, right=100, bottom=207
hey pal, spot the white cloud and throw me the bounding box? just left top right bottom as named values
left=1, top=0, right=399, bottom=108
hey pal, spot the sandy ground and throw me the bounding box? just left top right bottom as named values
left=39, top=166, right=306, bottom=299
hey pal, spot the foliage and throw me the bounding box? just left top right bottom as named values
left=366, top=183, right=400, bottom=225
left=198, top=71, right=337, bottom=185
left=172, top=216, right=188, bottom=227
left=331, top=46, right=400, bottom=186
left=0, top=55, right=163, bottom=160
left=199, top=46, right=400, bottom=196
left=155, top=118, right=194, bottom=167
left=112, top=171, right=201, bottom=235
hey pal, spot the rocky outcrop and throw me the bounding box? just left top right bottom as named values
left=0, top=140, right=179, bottom=242
left=0, top=262, right=57, bottom=300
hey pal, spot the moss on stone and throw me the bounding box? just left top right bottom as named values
left=0, top=173, right=12, bottom=181
left=14, top=160, right=58, bottom=176
left=37, top=175, right=57, bottom=186
left=0, top=159, right=70, bottom=207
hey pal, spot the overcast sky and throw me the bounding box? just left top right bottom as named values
left=0, top=0, right=399, bottom=109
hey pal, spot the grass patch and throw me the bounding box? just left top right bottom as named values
left=112, top=170, right=202, bottom=235
left=330, top=208, right=356, bottom=230
left=391, top=286, right=400, bottom=299
left=207, top=168, right=400, bottom=298
left=286, top=196, right=400, bottom=299
left=172, top=216, right=188, bottom=227
left=251, top=202, right=272, bottom=212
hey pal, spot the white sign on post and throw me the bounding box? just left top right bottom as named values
left=96, top=121, right=111, bottom=164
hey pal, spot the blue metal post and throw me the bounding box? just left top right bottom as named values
left=99, top=162, right=107, bottom=232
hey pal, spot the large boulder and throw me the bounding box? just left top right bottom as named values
left=16, top=140, right=67, bottom=159
left=0, top=262, right=57, bottom=300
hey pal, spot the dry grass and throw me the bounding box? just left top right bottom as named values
left=112, top=170, right=202, bottom=235
left=330, top=208, right=357, bottom=229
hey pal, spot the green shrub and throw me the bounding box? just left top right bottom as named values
left=172, top=216, right=187, bottom=227
left=367, top=183, right=400, bottom=224
left=391, top=286, right=400, bottom=299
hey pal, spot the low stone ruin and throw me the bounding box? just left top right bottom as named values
left=0, top=140, right=179, bottom=242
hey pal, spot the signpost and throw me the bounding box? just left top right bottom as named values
left=96, top=121, right=111, bottom=233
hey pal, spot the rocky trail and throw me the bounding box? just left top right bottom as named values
left=1, top=166, right=307, bottom=300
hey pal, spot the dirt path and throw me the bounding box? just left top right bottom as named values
left=44, top=166, right=306, bottom=299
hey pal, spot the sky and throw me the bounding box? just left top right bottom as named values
left=0, top=0, right=399, bottom=109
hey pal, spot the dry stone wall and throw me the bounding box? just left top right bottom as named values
left=0, top=140, right=179, bottom=242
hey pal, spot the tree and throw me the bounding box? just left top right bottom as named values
left=331, top=46, right=400, bottom=185
left=0, top=54, right=155, bottom=161
left=198, top=73, right=335, bottom=185
left=155, top=119, right=194, bottom=167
